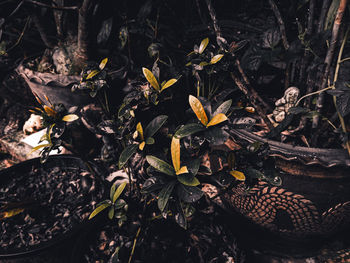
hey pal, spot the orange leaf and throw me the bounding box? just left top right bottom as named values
left=142, top=67, right=160, bottom=91
left=230, top=170, right=246, bottom=181
left=139, top=141, right=146, bottom=151
left=43, top=106, right=57, bottom=117
left=206, top=113, right=228, bottom=127
left=171, top=137, right=181, bottom=172
left=175, top=166, right=188, bottom=175
left=189, top=95, right=208, bottom=126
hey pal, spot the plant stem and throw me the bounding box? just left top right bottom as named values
left=268, top=0, right=289, bottom=50
left=312, top=0, right=347, bottom=129
left=128, top=226, right=141, bottom=263
left=332, top=27, right=350, bottom=156
left=317, top=0, right=331, bottom=33
left=295, top=86, right=333, bottom=107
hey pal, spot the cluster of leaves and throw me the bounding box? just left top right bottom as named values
left=29, top=94, right=79, bottom=163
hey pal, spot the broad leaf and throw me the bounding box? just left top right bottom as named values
left=157, top=181, right=176, bottom=212
left=112, top=182, right=127, bottom=203
left=174, top=123, right=206, bottom=138
left=108, top=206, right=114, bottom=220
left=146, top=155, right=175, bottom=176
left=198, top=38, right=209, bottom=54
left=176, top=184, right=203, bottom=203
left=174, top=201, right=187, bottom=229
left=213, top=100, right=232, bottom=116
left=189, top=95, right=208, bottom=125
left=230, top=170, right=246, bottom=181
left=177, top=174, right=200, bottom=186
left=89, top=200, right=111, bottom=219
left=227, top=152, right=235, bottom=170
left=141, top=176, right=167, bottom=194
left=171, top=137, right=181, bottom=172
left=110, top=183, right=117, bottom=200
left=118, top=144, right=138, bottom=169
left=206, top=113, right=228, bottom=127
left=99, top=58, right=108, bottom=70
left=142, top=67, right=160, bottom=91
left=144, top=115, right=168, bottom=138
left=27, top=143, right=51, bottom=156
left=86, top=69, right=100, bottom=80
left=187, top=159, right=200, bottom=176
left=175, top=166, right=189, bottom=175
left=205, top=127, right=229, bottom=145
left=145, top=137, right=155, bottom=145
left=210, top=54, right=224, bottom=64
left=136, top=122, right=144, bottom=141
left=62, top=114, right=79, bottom=122
left=160, top=78, right=178, bottom=92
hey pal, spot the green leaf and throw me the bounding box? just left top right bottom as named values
left=213, top=100, right=232, bottom=116
left=157, top=181, right=176, bottom=212
left=205, top=127, right=229, bottom=145
left=114, top=199, right=127, bottom=209
left=177, top=174, right=200, bottom=186
left=145, top=137, right=155, bottom=145
left=199, top=37, right=209, bottom=54
left=118, top=144, right=138, bottom=169
left=146, top=155, right=175, bottom=176
left=174, top=123, right=206, bottom=138
left=89, top=200, right=111, bottom=219
left=110, top=183, right=117, bottom=201
left=174, top=201, right=187, bottom=229
left=210, top=54, right=224, bottom=64
left=141, top=176, right=167, bottom=194
left=108, top=206, right=115, bottom=219
left=142, top=67, right=160, bottom=91
left=112, top=182, right=127, bottom=203
left=187, top=159, right=201, bottom=176
left=144, top=115, right=168, bottom=138
left=160, top=78, right=178, bottom=92
left=176, top=184, right=203, bottom=203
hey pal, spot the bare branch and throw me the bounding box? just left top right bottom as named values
left=268, top=0, right=289, bottom=50
left=24, top=0, right=78, bottom=11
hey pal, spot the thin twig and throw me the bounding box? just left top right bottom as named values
left=128, top=226, right=141, bottom=263
left=204, top=0, right=226, bottom=49
left=317, top=0, right=332, bottom=33
left=25, top=0, right=78, bottom=11
left=6, top=17, right=30, bottom=53
left=312, top=0, right=347, bottom=129
left=268, top=0, right=289, bottom=50
left=231, top=73, right=274, bottom=131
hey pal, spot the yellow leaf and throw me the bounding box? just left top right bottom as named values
left=27, top=143, right=51, bottom=156
left=160, top=78, right=178, bottom=92
left=139, top=141, right=146, bottom=151
left=245, top=106, right=255, bottom=113
left=142, top=67, right=160, bottom=91
left=33, top=93, right=43, bottom=105
left=62, top=114, right=79, bottom=122
left=176, top=166, right=188, bottom=175
left=199, top=37, right=209, bottom=54
left=99, top=58, right=108, bottom=70
left=43, top=105, right=57, bottom=117
left=44, top=95, right=53, bottom=106
left=0, top=208, right=25, bottom=220
left=136, top=122, right=144, bottom=141
left=210, top=54, right=224, bottom=64
left=230, top=170, right=246, bottom=181
left=206, top=113, right=228, bottom=127
left=189, top=95, right=208, bottom=126
left=86, top=69, right=100, bottom=80
left=171, top=137, right=181, bottom=172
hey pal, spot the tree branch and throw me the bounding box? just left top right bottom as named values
left=25, top=0, right=78, bottom=11
left=268, top=0, right=289, bottom=50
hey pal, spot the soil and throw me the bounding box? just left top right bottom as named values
left=0, top=160, right=104, bottom=254
left=81, top=198, right=246, bottom=263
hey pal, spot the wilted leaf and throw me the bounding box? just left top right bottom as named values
left=206, top=113, right=228, bottom=127
left=177, top=174, right=200, bottom=186
left=144, top=115, right=168, bottom=138
left=97, top=17, right=113, bottom=45
left=189, top=95, right=208, bottom=125
left=136, top=122, right=144, bottom=141
left=158, top=181, right=176, bottom=212
left=262, top=27, right=281, bottom=49
left=160, top=78, right=178, bottom=92
left=146, top=155, right=175, bottom=176
left=174, top=123, right=206, bottom=138
left=62, top=114, right=79, bottom=122
left=112, top=182, right=127, bottom=203
left=99, top=58, right=108, bottom=70
left=230, top=170, right=246, bottom=181
left=89, top=200, right=111, bottom=219
left=118, top=144, right=138, bottom=169
left=86, top=69, right=100, bottom=80
left=43, top=106, right=57, bottom=117
left=176, top=184, right=203, bottom=203
left=199, top=38, right=209, bottom=54
left=142, top=67, right=160, bottom=91
left=210, top=54, right=224, bottom=64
